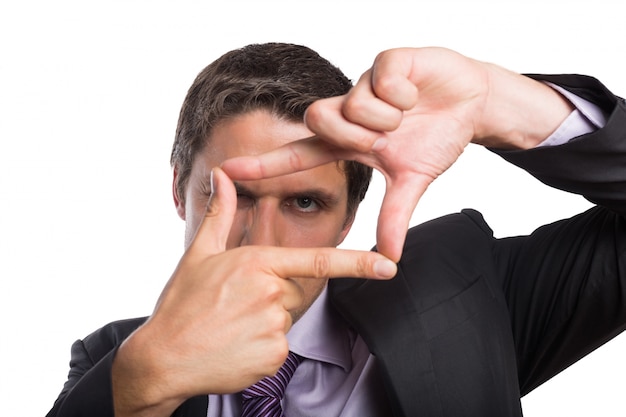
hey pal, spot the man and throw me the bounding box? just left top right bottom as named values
left=47, top=44, right=626, bottom=416
left=47, top=42, right=396, bottom=417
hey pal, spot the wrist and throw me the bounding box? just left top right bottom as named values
left=112, top=325, right=184, bottom=417
left=474, top=63, right=574, bottom=150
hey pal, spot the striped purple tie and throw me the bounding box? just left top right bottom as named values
left=241, top=352, right=302, bottom=417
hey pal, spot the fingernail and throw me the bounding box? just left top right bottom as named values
left=372, top=138, right=388, bottom=152
left=374, top=259, right=397, bottom=278
left=210, top=168, right=216, bottom=195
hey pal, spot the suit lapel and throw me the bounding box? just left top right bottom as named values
left=329, top=264, right=437, bottom=417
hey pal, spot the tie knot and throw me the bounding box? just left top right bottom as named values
left=241, top=352, right=303, bottom=416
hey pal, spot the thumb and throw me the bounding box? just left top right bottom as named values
left=188, top=166, right=237, bottom=256
left=375, top=175, right=429, bottom=262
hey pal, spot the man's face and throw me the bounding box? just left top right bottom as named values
left=175, top=109, right=354, bottom=322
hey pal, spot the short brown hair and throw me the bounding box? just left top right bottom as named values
left=171, top=42, right=372, bottom=219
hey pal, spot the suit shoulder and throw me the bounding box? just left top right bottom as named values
left=405, top=209, right=493, bottom=244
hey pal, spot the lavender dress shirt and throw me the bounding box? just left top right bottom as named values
left=207, top=288, right=391, bottom=416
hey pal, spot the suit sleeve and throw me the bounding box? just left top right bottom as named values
left=330, top=74, right=624, bottom=414
left=46, top=317, right=208, bottom=417
left=46, top=318, right=146, bottom=417
left=490, top=74, right=626, bottom=394
left=494, top=74, right=626, bottom=215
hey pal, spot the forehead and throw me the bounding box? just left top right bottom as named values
left=206, top=110, right=311, bottom=161
left=190, top=109, right=347, bottom=189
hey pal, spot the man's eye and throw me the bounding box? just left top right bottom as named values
left=291, top=197, right=319, bottom=212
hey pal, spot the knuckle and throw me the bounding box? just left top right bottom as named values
left=270, top=309, right=289, bottom=332
left=373, top=73, right=398, bottom=101
left=287, top=146, right=304, bottom=172
left=263, top=280, right=283, bottom=301
left=264, top=309, right=282, bottom=332
left=304, top=101, right=326, bottom=129
left=342, top=95, right=367, bottom=120
left=283, top=310, right=293, bottom=330
left=312, top=252, right=331, bottom=278
left=268, top=340, right=289, bottom=372
left=355, top=255, right=370, bottom=278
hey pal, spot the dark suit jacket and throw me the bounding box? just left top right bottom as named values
left=47, top=75, right=626, bottom=417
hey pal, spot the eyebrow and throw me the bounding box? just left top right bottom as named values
left=233, top=181, right=342, bottom=207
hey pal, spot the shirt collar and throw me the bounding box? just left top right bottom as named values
left=287, top=286, right=355, bottom=372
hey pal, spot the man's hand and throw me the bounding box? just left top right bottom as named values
left=222, top=47, right=573, bottom=261
left=111, top=167, right=397, bottom=417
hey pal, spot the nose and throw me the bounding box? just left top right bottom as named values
left=240, top=202, right=280, bottom=247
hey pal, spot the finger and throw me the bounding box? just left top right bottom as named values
left=283, top=309, right=293, bottom=333
left=376, top=175, right=431, bottom=262
left=266, top=247, right=397, bottom=280
left=370, top=48, right=420, bottom=111
left=280, top=278, right=304, bottom=313
left=305, top=96, right=382, bottom=153
left=340, top=69, right=404, bottom=132
left=188, top=167, right=237, bottom=255
left=221, top=136, right=348, bottom=180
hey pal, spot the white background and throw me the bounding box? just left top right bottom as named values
left=1, top=0, right=624, bottom=415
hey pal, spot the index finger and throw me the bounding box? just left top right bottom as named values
left=262, top=246, right=397, bottom=280
left=221, top=136, right=346, bottom=180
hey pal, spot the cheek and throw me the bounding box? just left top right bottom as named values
left=281, top=216, right=347, bottom=248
